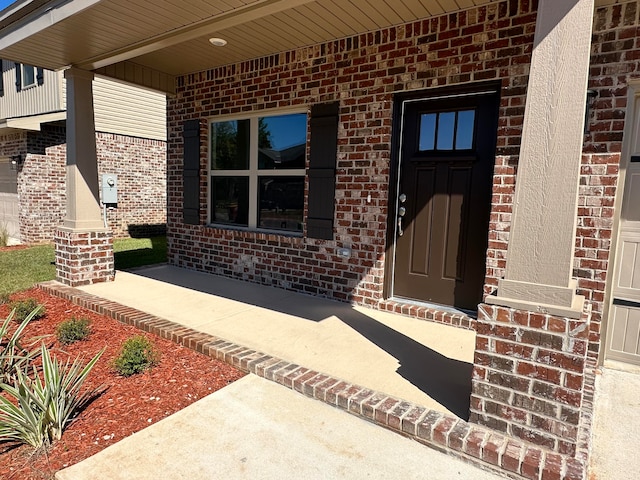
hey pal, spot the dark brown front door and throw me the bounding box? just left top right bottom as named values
left=391, top=89, right=499, bottom=311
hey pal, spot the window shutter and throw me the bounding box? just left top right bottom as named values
left=36, top=67, right=44, bottom=86
left=0, top=60, right=4, bottom=97
left=307, top=102, right=339, bottom=240
left=182, top=119, right=201, bottom=225
left=14, top=63, right=21, bottom=92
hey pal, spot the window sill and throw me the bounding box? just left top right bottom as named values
left=205, top=223, right=304, bottom=240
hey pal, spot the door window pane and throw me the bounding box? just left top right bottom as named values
left=258, top=114, right=307, bottom=170
left=258, top=176, right=304, bottom=232
left=419, top=113, right=437, bottom=151
left=437, top=112, right=456, bottom=150
left=211, top=176, right=249, bottom=226
left=211, top=120, right=250, bottom=170
left=455, top=110, right=475, bottom=150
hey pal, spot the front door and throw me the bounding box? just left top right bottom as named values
left=391, top=89, right=499, bottom=311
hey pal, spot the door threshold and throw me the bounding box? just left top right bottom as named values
left=389, top=296, right=476, bottom=317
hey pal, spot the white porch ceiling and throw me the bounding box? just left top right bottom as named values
left=0, top=0, right=625, bottom=92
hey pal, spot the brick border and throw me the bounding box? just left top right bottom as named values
left=37, top=280, right=586, bottom=480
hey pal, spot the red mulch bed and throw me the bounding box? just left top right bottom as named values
left=0, top=288, right=246, bottom=480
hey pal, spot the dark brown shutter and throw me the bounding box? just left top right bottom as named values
left=307, top=102, right=339, bottom=240
left=36, top=67, right=44, bottom=86
left=14, top=63, right=21, bottom=92
left=182, top=119, right=201, bottom=225
left=0, top=60, right=4, bottom=97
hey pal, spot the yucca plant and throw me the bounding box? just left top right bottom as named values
left=0, top=345, right=104, bottom=448
left=0, top=308, right=43, bottom=383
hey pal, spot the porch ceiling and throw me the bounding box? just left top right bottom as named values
left=0, top=0, right=623, bottom=92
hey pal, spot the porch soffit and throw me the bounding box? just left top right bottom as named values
left=0, top=0, right=623, bottom=91
left=1, top=0, right=498, bottom=80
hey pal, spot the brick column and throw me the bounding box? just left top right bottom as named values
left=473, top=0, right=596, bottom=460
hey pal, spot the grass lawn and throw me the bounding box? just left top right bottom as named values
left=0, top=236, right=167, bottom=297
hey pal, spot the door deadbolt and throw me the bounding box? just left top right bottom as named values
left=398, top=206, right=406, bottom=217
left=399, top=193, right=407, bottom=203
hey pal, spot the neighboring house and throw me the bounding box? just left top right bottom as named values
left=2, top=0, right=639, bottom=479
left=0, top=60, right=167, bottom=243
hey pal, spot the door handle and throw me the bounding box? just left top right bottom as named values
left=397, top=194, right=407, bottom=237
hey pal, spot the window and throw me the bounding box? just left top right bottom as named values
left=20, top=64, right=36, bottom=89
left=419, top=109, right=476, bottom=151
left=209, top=112, right=307, bottom=233
left=15, top=63, right=43, bottom=91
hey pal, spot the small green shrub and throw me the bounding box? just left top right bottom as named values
left=56, top=317, right=92, bottom=345
left=10, top=298, right=45, bottom=322
left=0, top=345, right=104, bottom=448
left=112, top=335, right=160, bottom=377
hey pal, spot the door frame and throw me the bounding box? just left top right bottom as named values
left=602, top=79, right=640, bottom=366
left=383, top=81, right=502, bottom=306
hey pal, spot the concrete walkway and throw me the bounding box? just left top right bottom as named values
left=589, top=366, right=640, bottom=480
left=57, top=375, right=506, bottom=480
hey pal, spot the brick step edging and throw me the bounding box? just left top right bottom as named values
left=37, top=280, right=585, bottom=480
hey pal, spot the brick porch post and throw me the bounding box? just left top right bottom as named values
left=471, top=0, right=595, bottom=459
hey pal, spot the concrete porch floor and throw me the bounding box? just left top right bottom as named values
left=77, top=264, right=476, bottom=418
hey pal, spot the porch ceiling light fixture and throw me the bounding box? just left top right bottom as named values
left=209, top=37, right=228, bottom=47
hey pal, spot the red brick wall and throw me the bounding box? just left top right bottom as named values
left=167, top=0, right=537, bottom=307
left=15, top=126, right=167, bottom=243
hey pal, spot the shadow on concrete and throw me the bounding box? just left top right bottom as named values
left=132, top=265, right=472, bottom=418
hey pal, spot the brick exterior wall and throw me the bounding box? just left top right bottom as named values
left=167, top=0, right=537, bottom=308
left=10, top=125, right=167, bottom=243
left=159, top=0, right=639, bottom=476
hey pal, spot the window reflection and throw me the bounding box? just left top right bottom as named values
left=419, top=113, right=436, bottom=151
left=211, top=176, right=249, bottom=226
left=456, top=110, right=475, bottom=149
left=258, top=114, right=307, bottom=170
left=211, top=120, right=250, bottom=170
left=418, top=109, right=476, bottom=152
left=258, top=176, right=304, bottom=231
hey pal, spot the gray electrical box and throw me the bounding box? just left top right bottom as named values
left=101, top=174, right=118, bottom=204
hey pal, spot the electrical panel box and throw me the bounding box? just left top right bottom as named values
left=101, top=174, right=118, bottom=204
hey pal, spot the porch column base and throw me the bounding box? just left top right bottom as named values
left=470, top=303, right=592, bottom=457
left=54, top=227, right=114, bottom=287
left=486, top=278, right=585, bottom=319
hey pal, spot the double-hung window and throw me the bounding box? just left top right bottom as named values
left=209, top=111, right=307, bottom=233
left=20, top=64, right=36, bottom=89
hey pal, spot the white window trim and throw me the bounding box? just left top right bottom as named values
left=208, top=108, right=307, bottom=232
left=21, top=64, right=37, bottom=89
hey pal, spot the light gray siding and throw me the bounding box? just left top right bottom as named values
left=0, top=60, right=62, bottom=119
